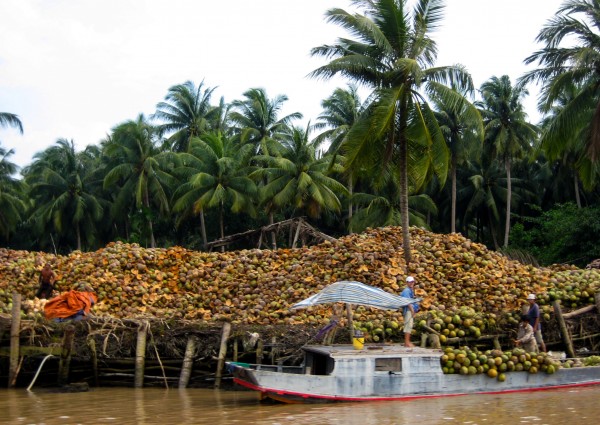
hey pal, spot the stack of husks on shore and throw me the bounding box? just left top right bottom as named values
left=1, top=226, right=600, bottom=387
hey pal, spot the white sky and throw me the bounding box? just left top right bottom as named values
left=0, top=0, right=563, bottom=169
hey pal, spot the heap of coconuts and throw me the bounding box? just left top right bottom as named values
left=1, top=226, right=599, bottom=346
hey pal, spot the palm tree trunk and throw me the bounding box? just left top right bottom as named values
left=76, top=223, right=82, bottom=251
left=199, top=209, right=207, bottom=251
left=399, top=131, right=411, bottom=267
left=269, top=211, right=277, bottom=249
left=489, top=209, right=500, bottom=250
left=503, top=157, right=512, bottom=247
left=451, top=157, right=457, bottom=234
left=574, top=173, right=582, bottom=208
left=144, top=187, right=156, bottom=248
left=219, top=203, right=225, bottom=252
left=348, top=173, right=354, bottom=234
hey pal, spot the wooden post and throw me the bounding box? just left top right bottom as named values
left=8, top=292, right=21, bottom=388
left=214, top=322, right=231, bottom=389
left=178, top=335, right=197, bottom=388
left=233, top=338, right=238, bottom=362
left=270, top=336, right=278, bottom=364
left=346, top=303, right=354, bottom=343
left=135, top=321, right=149, bottom=388
left=256, top=339, right=264, bottom=365
left=595, top=292, right=600, bottom=313
left=87, top=337, right=99, bottom=387
left=58, top=325, right=75, bottom=386
left=427, top=334, right=441, bottom=349
left=291, top=219, right=302, bottom=248
left=493, top=336, right=501, bottom=351
left=553, top=300, right=576, bottom=359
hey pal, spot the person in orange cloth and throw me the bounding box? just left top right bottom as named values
left=44, top=284, right=97, bottom=322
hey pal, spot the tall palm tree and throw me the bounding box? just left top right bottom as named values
left=477, top=75, right=538, bottom=247
left=310, top=0, right=473, bottom=265
left=351, top=171, right=438, bottom=233
left=251, top=123, right=348, bottom=221
left=229, top=88, right=302, bottom=156
left=520, top=0, right=600, bottom=174
left=173, top=132, right=257, bottom=249
left=536, top=81, right=589, bottom=207
left=0, top=146, right=26, bottom=242
left=431, top=86, right=483, bottom=233
left=0, top=112, right=23, bottom=134
left=103, top=114, right=176, bottom=248
left=23, top=139, right=103, bottom=251
left=152, top=80, right=219, bottom=152
left=315, top=84, right=364, bottom=232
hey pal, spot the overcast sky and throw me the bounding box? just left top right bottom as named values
left=0, top=0, right=563, bottom=169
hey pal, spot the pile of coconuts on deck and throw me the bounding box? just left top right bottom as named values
left=1, top=227, right=599, bottom=364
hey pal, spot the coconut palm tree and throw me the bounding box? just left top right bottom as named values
left=229, top=88, right=302, bottom=156
left=0, top=146, right=26, bottom=242
left=476, top=75, right=538, bottom=247
left=536, top=81, right=589, bottom=207
left=0, top=112, right=23, bottom=135
left=431, top=86, right=483, bottom=233
left=315, top=84, right=365, bottom=232
left=152, top=80, right=219, bottom=152
left=350, top=171, right=438, bottom=233
left=23, top=139, right=103, bottom=251
left=173, top=132, right=257, bottom=249
left=520, top=0, right=600, bottom=177
left=251, top=123, right=348, bottom=222
left=103, top=115, right=177, bottom=248
left=310, top=0, right=473, bottom=265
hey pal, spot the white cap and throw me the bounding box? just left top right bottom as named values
left=527, top=293, right=536, bottom=300
left=406, top=276, right=415, bottom=283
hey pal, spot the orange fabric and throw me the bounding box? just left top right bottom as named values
left=44, top=290, right=97, bottom=319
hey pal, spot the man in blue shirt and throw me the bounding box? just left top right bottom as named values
left=401, top=276, right=419, bottom=347
left=525, top=293, right=546, bottom=352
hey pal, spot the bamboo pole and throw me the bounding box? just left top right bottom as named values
left=179, top=335, right=197, bottom=388
left=135, top=321, right=149, bottom=388
left=58, top=325, right=75, bottom=386
left=553, top=300, right=576, bottom=359
left=87, top=337, right=99, bottom=387
left=214, top=322, right=231, bottom=389
left=8, top=292, right=22, bottom=388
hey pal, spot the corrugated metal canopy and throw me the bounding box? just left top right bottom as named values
left=290, top=280, right=420, bottom=311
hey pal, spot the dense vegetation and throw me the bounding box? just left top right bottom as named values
left=1, top=0, right=600, bottom=268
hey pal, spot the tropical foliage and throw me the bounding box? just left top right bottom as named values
left=2, top=0, right=600, bottom=268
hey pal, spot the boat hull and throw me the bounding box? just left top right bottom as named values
left=229, top=362, right=600, bottom=403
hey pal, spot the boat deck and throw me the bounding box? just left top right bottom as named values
left=303, top=343, right=442, bottom=357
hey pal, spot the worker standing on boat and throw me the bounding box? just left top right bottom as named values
left=401, top=276, right=419, bottom=348
left=514, top=314, right=539, bottom=353
left=525, top=293, right=547, bottom=352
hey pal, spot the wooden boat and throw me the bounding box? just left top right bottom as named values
left=227, top=343, right=600, bottom=403
left=228, top=281, right=600, bottom=403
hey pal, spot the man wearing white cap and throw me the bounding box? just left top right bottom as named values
left=400, top=276, right=419, bottom=347
left=526, top=293, right=546, bottom=352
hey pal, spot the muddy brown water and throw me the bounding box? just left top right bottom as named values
left=1, top=385, right=599, bottom=424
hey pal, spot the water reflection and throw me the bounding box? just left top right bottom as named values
left=1, top=386, right=598, bottom=424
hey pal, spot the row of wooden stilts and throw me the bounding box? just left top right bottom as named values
left=7, top=292, right=235, bottom=389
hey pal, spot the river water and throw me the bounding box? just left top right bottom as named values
left=2, top=385, right=598, bottom=424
